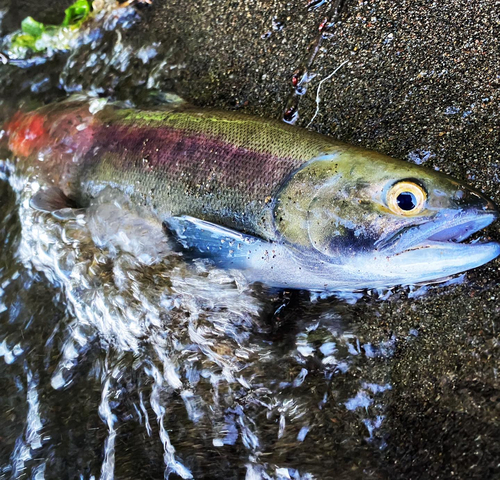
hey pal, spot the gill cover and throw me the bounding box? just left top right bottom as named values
left=273, top=147, right=499, bottom=289
left=273, top=150, right=392, bottom=258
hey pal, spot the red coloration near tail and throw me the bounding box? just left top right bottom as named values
left=3, top=103, right=98, bottom=193
left=5, top=111, right=49, bottom=157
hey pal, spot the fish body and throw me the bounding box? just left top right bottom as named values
left=4, top=99, right=500, bottom=290
left=6, top=101, right=334, bottom=239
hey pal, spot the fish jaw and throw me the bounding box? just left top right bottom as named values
left=240, top=240, right=500, bottom=291
left=340, top=240, right=500, bottom=290
left=341, top=208, right=500, bottom=289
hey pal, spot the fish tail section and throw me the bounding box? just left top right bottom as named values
left=4, top=110, right=49, bottom=158
left=4, top=101, right=97, bottom=159
left=3, top=101, right=99, bottom=195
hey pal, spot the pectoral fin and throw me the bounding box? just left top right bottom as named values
left=165, top=216, right=331, bottom=290
left=164, top=216, right=276, bottom=269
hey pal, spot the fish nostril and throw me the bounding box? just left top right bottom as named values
left=484, top=198, right=499, bottom=215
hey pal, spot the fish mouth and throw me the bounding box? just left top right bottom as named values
left=427, top=216, right=492, bottom=242
left=280, top=207, right=500, bottom=291
left=372, top=208, right=500, bottom=285
left=379, top=207, right=498, bottom=251
left=422, top=207, right=498, bottom=244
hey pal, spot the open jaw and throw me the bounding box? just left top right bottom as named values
left=397, top=211, right=498, bottom=250
left=371, top=211, right=500, bottom=286
left=269, top=210, right=500, bottom=291
left=262, top=211, right=500, bottom=291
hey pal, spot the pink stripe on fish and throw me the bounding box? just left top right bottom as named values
left=89, top=123, right=305, bottom=197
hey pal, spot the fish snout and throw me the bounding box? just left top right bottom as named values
left=453, top=186, right=499, bottom=217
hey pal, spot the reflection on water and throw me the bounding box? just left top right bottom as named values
left=0, top=174, right=393, bottom=478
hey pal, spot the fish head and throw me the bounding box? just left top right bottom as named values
left=275, top=147, right=500, bottom=289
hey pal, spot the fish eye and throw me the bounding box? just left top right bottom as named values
left=386, top=180, right=427, bottom=216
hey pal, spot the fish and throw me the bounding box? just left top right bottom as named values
left=3, top=98, right=499, bottom=291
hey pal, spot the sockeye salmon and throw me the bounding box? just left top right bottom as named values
left=3, top=99, right=499, bottom=291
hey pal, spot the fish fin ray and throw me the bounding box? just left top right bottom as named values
left=30, top=187, right=79, bottom=214
left=164, top=216, right=269, bottom=267
left=165, top=216, right=313, bottom=288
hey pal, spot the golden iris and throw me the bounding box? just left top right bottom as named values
left=387, top=181, right=427, bottom=216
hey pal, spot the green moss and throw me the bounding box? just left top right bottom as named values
left=62, top=0, right=93, bottom=27
left=8, top=0, right=93, bottom=57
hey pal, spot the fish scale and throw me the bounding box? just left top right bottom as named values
left=78, top=119, right=328, bottom=238
left=12, top=102, right=336, bottom=239
left=4, top=99, right=499, bottom=290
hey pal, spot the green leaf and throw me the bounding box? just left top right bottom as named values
left=21, top=16, right=45, bottom=36
left=12, top=34, right=36, bottom=48
left=9, top=0, right=94, bottom=58
left=62, top=0, right=92, bottom=27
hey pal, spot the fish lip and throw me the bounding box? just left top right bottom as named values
left=379, top=210, right=498, bottom=255
left=425, top=212, right=497, bottom=243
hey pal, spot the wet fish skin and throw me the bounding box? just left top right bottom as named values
left=4, top=99, right=500, bottom=290
left=6, top=101, right=333, bottom=239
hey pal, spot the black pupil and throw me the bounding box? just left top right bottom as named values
left=397, top=192, right=417, bottom=211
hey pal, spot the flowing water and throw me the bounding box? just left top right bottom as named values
left=1, top=167, right=397, bottom=478
left=0, top=2, right=499, bottom=479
